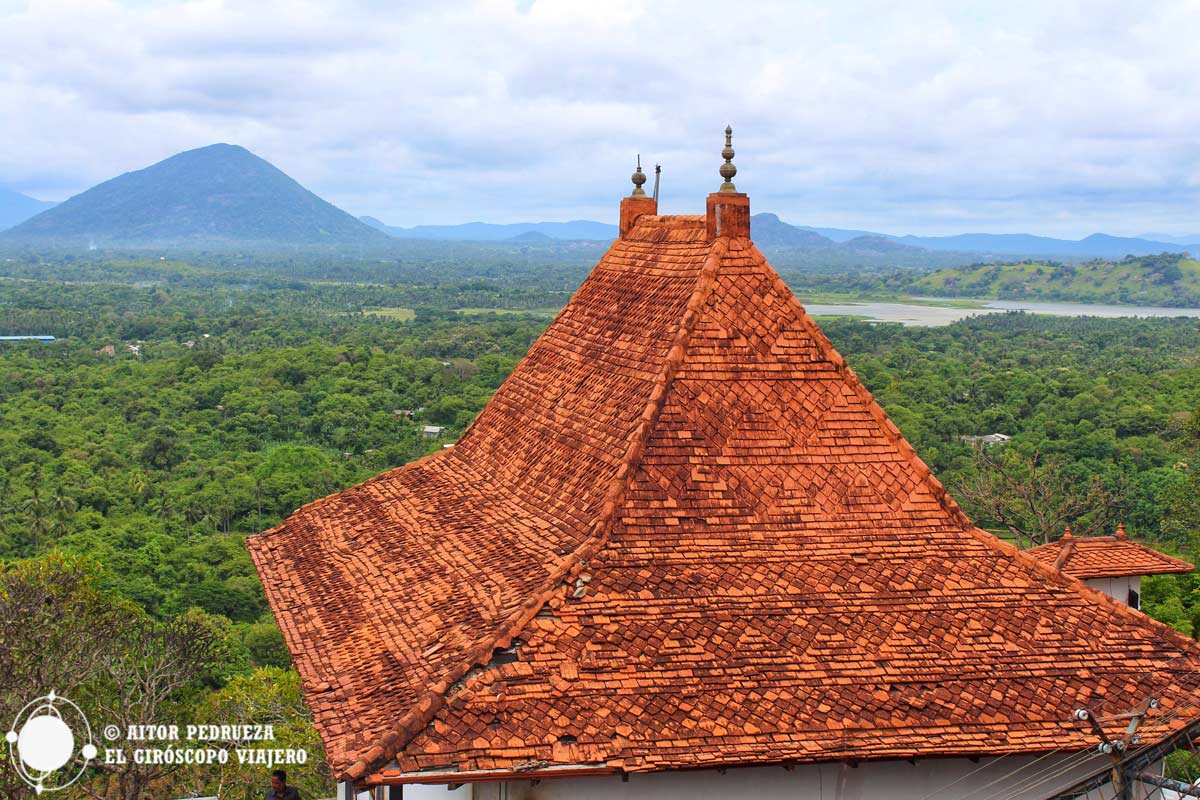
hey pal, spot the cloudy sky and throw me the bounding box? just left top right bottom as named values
left=2, top=0, right=1199, bottom=237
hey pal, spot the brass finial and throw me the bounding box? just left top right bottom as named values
left=719, top=125, right=737, bottom=193
left=631, top=154, right=647, bottom=197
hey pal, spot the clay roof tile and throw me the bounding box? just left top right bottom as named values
left=249, top=202, right=1200, bottom=785
left=1028, top=533, right=1193, bottom=579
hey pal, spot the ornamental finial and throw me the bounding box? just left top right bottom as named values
left=719, top=125, right=737, bottom=193
left=631, top=154, right=647, bottom=197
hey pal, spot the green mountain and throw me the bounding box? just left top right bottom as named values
left=2, top=144, right=389, bottom=248
left=912, top=254, right=1200, bottom=307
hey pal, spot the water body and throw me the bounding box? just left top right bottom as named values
left=800, top=299, right=1200, bottom=327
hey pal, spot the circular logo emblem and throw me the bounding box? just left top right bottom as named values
left=5, top=692, right=97, bottom=794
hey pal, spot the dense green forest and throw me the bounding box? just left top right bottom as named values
left=1, top=255, right=1199, bottom=797
left=913, top=253, right=1200, bottom=306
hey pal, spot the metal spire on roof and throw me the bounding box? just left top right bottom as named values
left=631, top=154, right=648, bottom=197
left=718, top=125, right=737, bottom=193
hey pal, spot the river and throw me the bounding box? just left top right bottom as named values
left=798, top=298, right=1200, bottom=327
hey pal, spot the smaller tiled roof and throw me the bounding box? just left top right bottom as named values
left=1027, top=525, right=1193, bottom=579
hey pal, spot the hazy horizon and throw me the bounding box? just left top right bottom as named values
left=3, top=0, right=1200, bottom=238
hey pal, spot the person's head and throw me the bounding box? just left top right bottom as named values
left=271, top=770, right=287, bottom=793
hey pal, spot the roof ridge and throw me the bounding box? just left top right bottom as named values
left=569, top=236, right=730, bottom=562
left=1053, top=536, right=1077, bottom=569
left=343, top=236, right=731, bottom=781
left=447, top=234, right=631, bottom=446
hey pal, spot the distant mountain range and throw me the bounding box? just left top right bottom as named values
left=889, top=231, right=1200, bottom=259
left=1137, top=232, right=1200, bottom=245
left=790, top=225, right=1198, bottom=257
left=360, top=217, right=619, bottom=242
left=751, top=213, right=929, bottom=254
left=0, top=187, right=56, bottom=231
left=795, top=225, right=882, bottom=242
left=3, top=141, right=1196, bottom=263
left=357, top=212, right=883, bottom=247
left=2, top=144, right=389, bottom=247
left=363, top=210, right=1198, bottom=260
left=352, top=210, right=960, bottom=270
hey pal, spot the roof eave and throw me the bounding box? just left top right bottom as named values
left=370, top=764, right=618, bottom=785
left=1071, top=565, right=1195, bottom=579
left=367, top=742, right=1115, bottom=788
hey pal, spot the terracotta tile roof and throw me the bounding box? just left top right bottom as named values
left=1027, top=527, right=1193, bottom=579
left=248, top=203, right=1200, bottom=785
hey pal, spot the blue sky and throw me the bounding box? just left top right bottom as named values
left=1, top=0, right=1199, bottom=237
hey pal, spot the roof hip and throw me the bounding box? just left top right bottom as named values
left=343, top=236, right=731, bottom=781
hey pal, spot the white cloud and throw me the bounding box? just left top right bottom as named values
left=2, top=0, right=1200, bottom=236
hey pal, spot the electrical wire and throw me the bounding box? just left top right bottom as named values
left=982, top=746, right=1105, bottom=800
left=916, top=751, right=1029, bottom=799
left=977, top=749, right=1087, bottom=800
left=985, top=748, right=1108, bottom=800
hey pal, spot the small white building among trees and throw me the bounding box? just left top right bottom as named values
left=1028, top=523, right=1194, bottom=610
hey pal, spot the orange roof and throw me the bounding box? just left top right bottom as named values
left=248, top=187, right=1200, bottom=786
left=1027, top=527, right=1193, bottom=579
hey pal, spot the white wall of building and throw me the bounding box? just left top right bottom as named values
left=402, top=783, right=472, bottom=800
left=1085, top=575, right=1141, bottom=608
left=425, top=754, right=1120, bottom=800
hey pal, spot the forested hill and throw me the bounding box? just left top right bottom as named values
left=911, top=254, right=1200, bottom=307
left=2, top=143, right=390, bottom=248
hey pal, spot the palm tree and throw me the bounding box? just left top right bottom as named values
left=127, top=470, right=149, bottom=503
left=184, top=501, right=216, bottom=543
left=153, top=494, right=178, bottom=521
left=49, top=487, right=77, bottom=536
left=216, top=496, right=235, bottom=534
left=21, top=488, right=51, bottom=551
left=0, top=476, right=13, bottom=537
left=253, top=479, right=265, bottom=531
